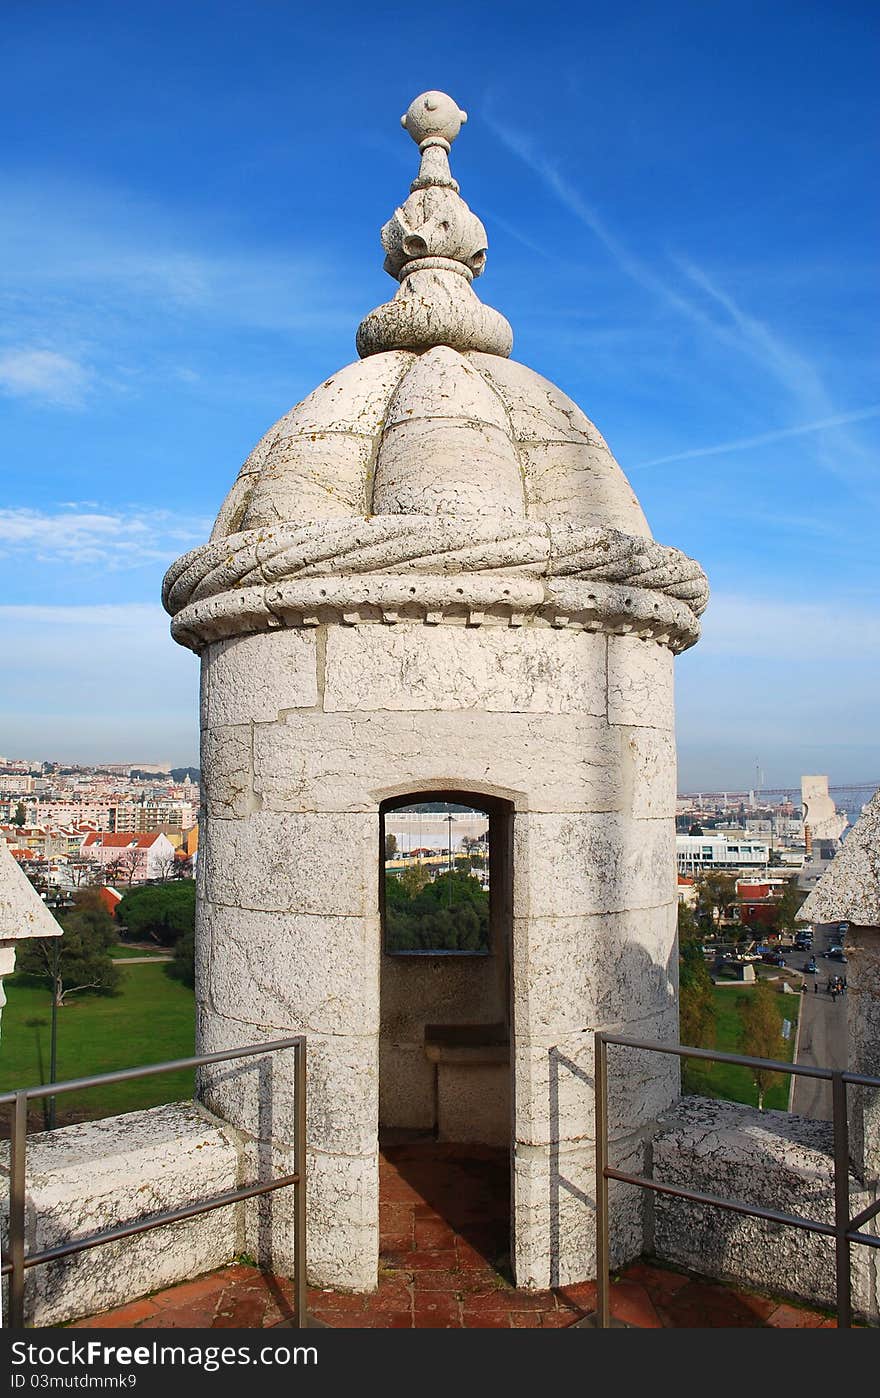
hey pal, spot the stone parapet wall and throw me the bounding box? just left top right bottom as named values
left=652, top=1096, right=880, bottom=1321
left=0, top=1104, right=245, bottom=1327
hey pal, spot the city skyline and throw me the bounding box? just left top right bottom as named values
left=2, top=2, right=878, bottom=787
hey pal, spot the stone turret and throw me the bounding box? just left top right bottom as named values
left=164, top=92, right=708, bottom=1292
left=0, top=840, right=63, bottom=1035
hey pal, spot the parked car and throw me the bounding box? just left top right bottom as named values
left=826, top=948, right=848, bottom=963
left=761, top=951, right=786, bottom=967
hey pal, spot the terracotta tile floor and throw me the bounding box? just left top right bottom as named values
left=72, top=1141, right=837, bottom=1330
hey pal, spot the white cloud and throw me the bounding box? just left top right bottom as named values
left=0, top=349, right=89, bottom=407
left=633, top=405, right=880, bottom=469
left=0, top=506, right=211, bottom=568
left=487, top=113, right=877, bottom=497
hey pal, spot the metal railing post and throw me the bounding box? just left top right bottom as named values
left=294, top=1038, right=307, bottom=1329
left=594, top=1033, right=610, bottom=1329
left=9, top=1092, right=28, bottom=1328
left=831, top=1071, right=852, bottom=1329
left=0, top=1037, right=305, bottom=1329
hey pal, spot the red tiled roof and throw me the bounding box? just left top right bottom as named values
left=81, top=832, right=163, bottom=849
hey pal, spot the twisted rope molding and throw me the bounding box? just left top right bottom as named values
left=163, top=518, right=708, bottom=655
left=163, top=516, right=708, bottom=617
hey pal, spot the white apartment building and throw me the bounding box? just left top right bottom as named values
left=676, top=834, right=769, bottom=873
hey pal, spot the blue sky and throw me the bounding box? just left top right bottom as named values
left=1, top=0, right=877, bottom=793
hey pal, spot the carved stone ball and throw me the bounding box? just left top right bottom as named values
left=401, top=91, right=467, bottom=148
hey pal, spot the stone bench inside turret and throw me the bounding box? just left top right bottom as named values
left=424, top=1023, right=510, bottom=1147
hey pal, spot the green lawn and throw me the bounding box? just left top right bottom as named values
left=0, top=963, right=195, bottom=1127
left=683, top=984, right=800, bottom=1111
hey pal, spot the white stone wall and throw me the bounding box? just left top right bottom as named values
left=653, top=1096, right=880, bottom=1322
left=847, top=925, right=880, bottom=1182
left=0, top=1104, right=243, bottom=1327
left=198, top=619, right=679, bottom=1291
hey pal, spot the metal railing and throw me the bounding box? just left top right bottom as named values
left=1, top=1036, right=307, bottom=1329
left=594, top=1033, right=880, bottom=1329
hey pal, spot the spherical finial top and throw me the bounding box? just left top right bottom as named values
left=401, top=91, right=467, bottom=149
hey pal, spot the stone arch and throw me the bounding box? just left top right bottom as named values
left=378, top=788, right=515, bottom=1151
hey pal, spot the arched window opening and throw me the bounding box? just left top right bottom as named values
left=381, top=797, right=492, bottom=956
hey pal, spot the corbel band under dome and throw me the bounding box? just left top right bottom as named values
left=162, top=517, right=708, bottom=653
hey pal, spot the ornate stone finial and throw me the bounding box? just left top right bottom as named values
left=356, top=91, right=513, bottom=360
left=401, top=91, right=467, bottom=192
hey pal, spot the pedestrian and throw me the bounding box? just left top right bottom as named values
left=813, top=981, right=818, bottom=993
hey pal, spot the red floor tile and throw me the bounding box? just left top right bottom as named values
left=74, top=1141, right=829, bottom=1331
left=765, top=1303, right=827, bottom=1328
left=71, top=1299, right=159, bottom=1328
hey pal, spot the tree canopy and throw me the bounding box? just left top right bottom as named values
left=16, top=889, right=121, bottom=1005
left=678, top=903, right=716, bottom=1049
left=385, top=869, right=489, bottom=953
left=117, top=881, right=196, bottom=946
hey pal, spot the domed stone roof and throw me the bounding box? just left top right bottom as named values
left=210, top=346, right=650, bottom=539
left=164, top=91, right=708, bottom=654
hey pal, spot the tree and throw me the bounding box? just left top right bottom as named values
left=16, top=892, right=121, bottom=1005
left=117, top=881, right=196, bottom=946
left=688, top=823, right=704, bottom=836
left=397, top=863, right=430, bottom=899
left=738, top=981, right=784, bottom=1110
left=678, top=903, right=715, bottom=1049
left=166, top=925, right=195, bottom=988
left=695, top=871, right=739, bottom=932
left=774, top=878, right=807, bottom=937
left=153, top=850, right=177, bottom=883
left=384, top=832, right=398, bottom=861
left=385, top=869, right=489, bottom=952
left=117, top=847, right=144, bottom=887
left=170, top=854, right=193, bottom=880
left=13, top=802, right=27, bottom=828
left=67, top=857, right=99, bottom=888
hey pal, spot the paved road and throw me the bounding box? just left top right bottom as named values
left=790, top=989, right=848, bottom=1120
left=111, top=955, right=173, bottom=964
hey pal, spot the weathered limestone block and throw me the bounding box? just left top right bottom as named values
left=372, top=347, right=525, bottom=517
left=513, top=1005, right=680, bottom=1148
left=253, top=709, right=629, bottom=814
left=197, top=1009, right=377, bottom=1158
left=202, top=629, right=318, bottom=727
left=848, top=927, right=880, bottom=1182
left=243, top=432, right=375, bottom=524
left=302, top=1149, right=378, bottom=1291
left=201, top=724, right=252, bottom=818
left=434, top=1055, right=510, bottom=1146
left=324, top=624, right=607, bottom=715
left=512, top=1136, right=647, bottom=1289
left=513, top=812, right=675, bottom=917
left=513, top=905, right=678, bottom=1043
left=653, top=1096, right=879, bottom=1320
left=621, top=727, right=677, bottom=819
left=237, top=1138, right=378, bottom=1290
left=201, top=811, right=376, bottom=916
left=515, top=440, right=645, bottom=532
left=202, top=902, right=379, bottom=1038
left=607, top=634, right=674, bottom=728
left=379, top=1041, right=436, bottom=1130
left=381, top=955, right=502, bottom=1043
left=0, top=1105, right=242, bottom=1327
